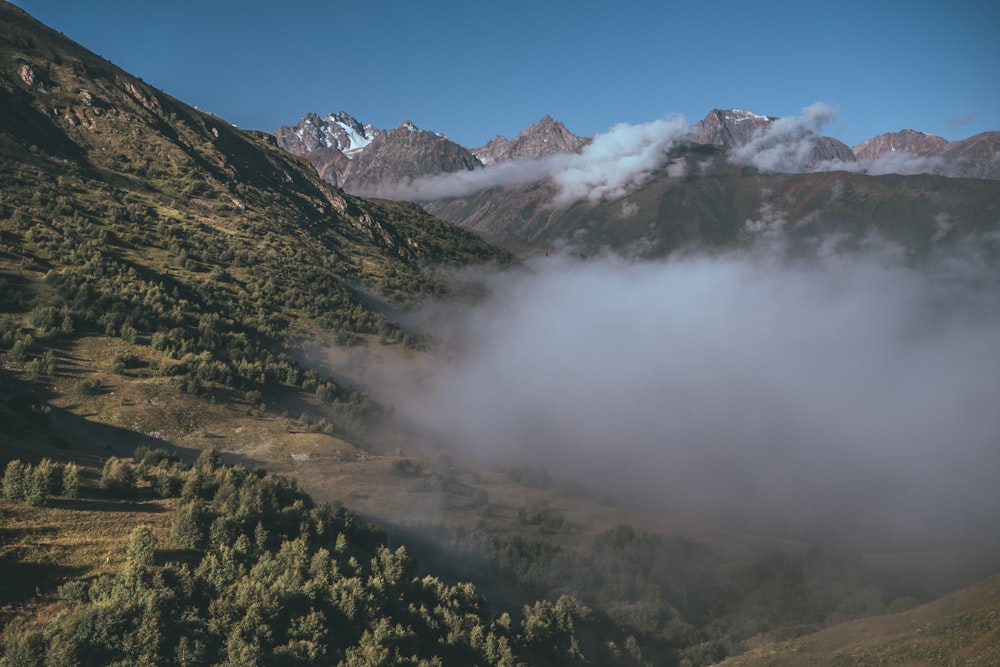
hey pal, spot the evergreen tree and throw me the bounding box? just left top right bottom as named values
left=127, top=524, right=157, bottom=566
left=2, top=460, right=27, bottom=500
left=61, top=463, right=79, bottom=499
left=100, top=457, right=137, bottom=497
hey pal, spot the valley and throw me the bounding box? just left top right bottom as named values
left=2, top=2, right=999, bottom=665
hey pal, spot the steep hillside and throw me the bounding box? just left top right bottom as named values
left=425, top=144, right=1000, bottom=254
left=3, top=6, right=999, bottom=666
left=718, top=573, right=1000, bottom=666
left=345, top=121, right=483, bottom=196
left=0, top=1, right=507, bottom=423
left=274, top=106, right=996, bottom=251
left=472, top=114, right=591, bottom=165
left=854, top=129, right=1000, bottom=179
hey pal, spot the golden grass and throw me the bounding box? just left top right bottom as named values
left=0, top=494, right=175, bottom=623
left=717, top=574, right=1000, bottom=666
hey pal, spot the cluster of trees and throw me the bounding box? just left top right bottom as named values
left=0, top=448, right=655, bottom=666
left=2, top=458, right=78, bottom=504
left=481, top=521, right=917, bottom=664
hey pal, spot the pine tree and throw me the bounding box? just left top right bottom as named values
left=2, top=460, right=27, bottom=500
left=62, top=463, right=79, bottom=499
left=127, top=524, right=157, bottom=566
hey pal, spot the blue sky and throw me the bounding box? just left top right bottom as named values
left=10, top=1, right=998, bottom=148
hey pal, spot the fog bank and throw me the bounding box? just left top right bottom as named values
left=375, top=238, right=1000, bottom=547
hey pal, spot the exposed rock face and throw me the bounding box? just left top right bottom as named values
left=302, top=146, right=352, bottom=186
left=854, top=130, right=1000, bottom=179
left=941, top=132, right=1000, bottom=179
left=814, top=136, right=856, bottom=163
left=472, top=114, right=590, bottom=165
left=699, top=108, right=855, bottom=169
left=274, top=114, right=480, bottom=192
left=275, top=110, right=377, bottom=156
left=695, top=109, right=776, bottom=147
left=343, top=121, right=482, bottom=195
left=853, top=129, right=949, bottom=160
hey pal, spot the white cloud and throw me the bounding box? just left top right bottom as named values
left=729, top=102, right=838, bottom=173
left=369, top=116, right=692, bottom=205
left=729, top=102, right=963, bottom=177
left=379, top=237, right=1000, bottom=546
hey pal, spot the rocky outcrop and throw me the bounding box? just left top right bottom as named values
left=853, top=129, right=949, bottom=161
left=275, top=110, right=377, bottom=156
left=813, top=136, right=856, bottom=163
left=695, top=109, right=776, bottom=147
left=342, top=121, right=482, bottom=196
left=854, top=130, right=1000, bottom=179
left=472, top=114, right=590, bottom=165
left=941, top=132, right=1000, bottom=179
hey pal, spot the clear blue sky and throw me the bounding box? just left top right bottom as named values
left=10, top=0, right=999, bottom=148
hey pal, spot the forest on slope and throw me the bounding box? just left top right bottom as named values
left=2, top=3, right=999, bottom=665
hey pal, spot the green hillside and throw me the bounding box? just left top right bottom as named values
left=718, top=573, right=1000, bottom=666
left=2, top=3, right=999, bottom=666
left=0, top=0, right=507, bottom=430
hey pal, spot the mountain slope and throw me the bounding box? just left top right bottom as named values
left=473, top=114, right=591, bottom=165
left=854, top=129, right=1000, bottom=179
left=0, top=0, right=509, bottom=443
left=275, top=114, right=485, bottom=195
left=718, top=573, right=1000, bottom=666
left=280, top=107, right=996, bottom=253
left=344, top=120, right=483, bottom=196
left=423, top=143, right=1000, bottom=254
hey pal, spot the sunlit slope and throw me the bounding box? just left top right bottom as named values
left=718, top=573, right=1000, bottom=666
left=0, top=1, right=508, bottom=427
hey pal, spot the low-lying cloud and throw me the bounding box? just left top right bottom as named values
left=729, top=102, right=841, bottom=173
left=367, top=104, right=981, bottom=207
left=729, top=102, right=963, bottom=177
left=375, top=237, right=1000, bottom=547
left=370, top=115, right=692, bottom=205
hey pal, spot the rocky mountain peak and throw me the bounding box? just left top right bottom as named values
left=340, top=122, right=482, bottom=196
left=695, top=108, right=776, bottom=147
left=473, top=114, right=590, bottom=165
left=274, top=111, right=377, bottom=159
left=852, top=129, right=949, bottom=161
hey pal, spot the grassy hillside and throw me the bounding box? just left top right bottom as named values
left=0, top=1, right=509, bottom=439
left=717, top=573, right=1000, bottom=666
left=2, top=4, right=999, bottom=666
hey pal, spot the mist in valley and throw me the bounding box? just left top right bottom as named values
left=339, top=232, right=1000, bottom=552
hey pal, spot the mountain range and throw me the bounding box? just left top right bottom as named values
left=277, top=107, right=1000, bottom=192
left=3, top=2, right=1000, bottom=665
left=275, top=107, right=1000, bottom=253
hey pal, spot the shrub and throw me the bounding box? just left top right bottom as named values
left=100, top=457, right=137, bottom=497
left=61, top=463, right=80, bottom=499
left=76, top=378, right=103, bottom=396
left=127, top=524, right=157, bottom=565
left=2, top=460, right=27, bottom=500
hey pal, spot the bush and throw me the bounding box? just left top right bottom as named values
left=100, top=457, right=137, bottom=497
left=2, top=460, right=27, bottom=500
left=34, top=457, right=60, bottom=495
left=61, top=463, right=79, bottom=499
left=127, top=524, right=157, bottom=565
left=76, top=378, right=103, bottom=396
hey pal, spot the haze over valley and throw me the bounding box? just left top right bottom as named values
left=2, top=2, right=999, bottom=665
